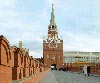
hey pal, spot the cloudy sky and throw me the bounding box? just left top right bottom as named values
left=0, top=0, right=100, bottom=58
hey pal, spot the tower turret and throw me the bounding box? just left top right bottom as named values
left=19, top=41, right=22, bottom=48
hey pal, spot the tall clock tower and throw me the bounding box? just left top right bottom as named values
left=43, top=4, right=63, bottom=68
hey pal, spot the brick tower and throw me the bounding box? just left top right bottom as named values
left=43, top=3, right=63, bottom=68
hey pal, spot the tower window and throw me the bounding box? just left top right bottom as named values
left=52, top=25, right=54, bottom=29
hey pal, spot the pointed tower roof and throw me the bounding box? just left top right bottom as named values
left=50, top=3, right=56, bottom=26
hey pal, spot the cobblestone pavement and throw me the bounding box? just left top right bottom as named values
left=38, top=70, right=100, bottom=83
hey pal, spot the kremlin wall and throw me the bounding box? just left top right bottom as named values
left=0, top=35, right=46, bottom=83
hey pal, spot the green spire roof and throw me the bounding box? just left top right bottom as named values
left=50, top=4, right=56, bottom=25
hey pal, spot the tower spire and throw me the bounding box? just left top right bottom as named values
left=50, top=1, right=56, bottom=26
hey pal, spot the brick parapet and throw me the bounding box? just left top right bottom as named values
left=0, top=35, right=45, bottom=82
left=0, top=65, right=12, bottom=83
left=0, top=35, right=12, bottom=67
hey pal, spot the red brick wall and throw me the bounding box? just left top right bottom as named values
left=23, top=55, right=30, bottom=77
left=43, top=42, right=63, bottom=68
left=0, top=65, right=12, bottom=83
left=0, top=35, right=45, bottom=82
left=12, top=48, right=24, bottom=80
left=12, top=67, right=17, bottom=80
left=14, top=48, right=24, bottom=67
left=33, top=59, right=36, bottom=74
left=0, top=36, right=12, bottom=67
left=10, top=46, right=16, bottom=67
left=12, top=67, right=24, bottom=80
left=0, top=35, right=12, bottom=83
left=23, top=67, right=29, bottom=77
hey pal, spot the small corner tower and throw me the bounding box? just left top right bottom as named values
left=43, top=3, right=63, bottom=68
left=19, top=41, right=22, bottom=48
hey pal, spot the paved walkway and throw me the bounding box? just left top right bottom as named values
left=38, top=70, right=100, bottom=83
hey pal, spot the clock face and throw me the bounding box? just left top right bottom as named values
left=50, top=43, right=56, bottom=47
left=49, top=40, right=57, bottom=48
